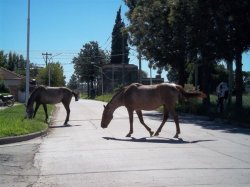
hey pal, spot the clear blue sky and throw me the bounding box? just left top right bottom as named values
left=0, top=0, right=249, bottom=83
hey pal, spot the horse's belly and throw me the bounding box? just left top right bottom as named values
left=44, top=97, right=62, bottom=104
left=133, top=100, right=162, bottom=111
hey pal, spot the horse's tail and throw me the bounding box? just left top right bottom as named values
left=72, top=91, right=79, bottom=101
left=175, top=85, right=206, bottom=99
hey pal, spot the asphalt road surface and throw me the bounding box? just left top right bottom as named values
left=1, top=99, right=250, bottom=187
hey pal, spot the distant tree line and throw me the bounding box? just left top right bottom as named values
left=0, top=50, right=65, bottom=88
left=0, top=50, right=26, bottom=75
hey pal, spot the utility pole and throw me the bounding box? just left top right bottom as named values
left=138, top=49, right=142, bottom=83
left=42, top=52, right=52, bottom=86
left=42, top=52, right=52, bottom=66
left=25, top=0, right=30, bottom=104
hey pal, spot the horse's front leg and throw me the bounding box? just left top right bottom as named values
left=33, top=103, right=41, bottom=119
left=42, top=104, right=48, bottom=123
left=126, top=108, right=134, bottom=137
left=136, top=110, right=154, bottom=136
left=154, top=105, right=169, bottom=136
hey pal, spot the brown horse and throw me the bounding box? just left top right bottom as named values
left=26, top=86, right=79, bottom=125
left=101, top=83, right=206, bottom=138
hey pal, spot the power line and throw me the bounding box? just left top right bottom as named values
left=42, top=52, right=52, bottom=66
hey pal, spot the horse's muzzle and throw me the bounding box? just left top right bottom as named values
left=25, top=112, right=33, bottom=119
left=101, top=123, right=107, bottom=128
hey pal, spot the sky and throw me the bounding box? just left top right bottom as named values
left=0, top=0, right=249, bottom=84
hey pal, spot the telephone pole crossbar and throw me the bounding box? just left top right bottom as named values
left=42, top=52, right=52, bottom=86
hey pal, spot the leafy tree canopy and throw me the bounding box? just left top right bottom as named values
left=110, top=6, right=130, bottom=64
left=72, top=41, right=109, bottom=83
left=36, top=62, right=65, bottom=87
left=67, top=74, right=78, bottom=90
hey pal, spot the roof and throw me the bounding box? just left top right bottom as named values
left=0, top=67, right=24, bottom=80
left=102, top=63, right=138, bottom=69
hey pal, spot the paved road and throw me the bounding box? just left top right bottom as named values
left=1, top=99, right=250, bottom=187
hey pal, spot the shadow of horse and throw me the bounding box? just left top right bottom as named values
left=49, top=124, right=81, bottom=129
left=102, top=137, right=215, bottom=144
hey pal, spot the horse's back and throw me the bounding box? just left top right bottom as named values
left=123, top=83, right=180, bottom=110
left=123, top=83, right=164, bottom=110
left=38, top=87, right=73, bottom=104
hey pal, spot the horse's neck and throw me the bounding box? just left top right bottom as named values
left=109, top=92, right=124, bottom=113
left=27, top=90, right=38, bottom=108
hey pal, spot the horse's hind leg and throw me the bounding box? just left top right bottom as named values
left=42, top=104, right=48, bottom=123
left=136, top=110, right=154, bottom=136
left=154, top=105, right=169, bottom=136
left=126, top=108, right=134, bottom=137
left=62, top=102, right=70, bottom=125
left=169, top=109, right=180, bottom=138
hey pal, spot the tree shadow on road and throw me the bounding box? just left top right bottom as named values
left=143, top=112, right=250, bottom=135
left=102, top=136, right=215, bottom=144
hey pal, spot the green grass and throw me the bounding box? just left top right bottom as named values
left=80, top=92, right=88, bottom=99
left=0, top=104, right=53, bottom=138
left=95, top=94, right=113, bottom=102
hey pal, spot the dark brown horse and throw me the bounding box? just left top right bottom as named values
left=101, top=83, right=206, bottom=138
left=26, top=86, right=79, bottom=125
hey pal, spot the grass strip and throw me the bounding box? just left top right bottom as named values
left=0, top=104, right=53, bottom=138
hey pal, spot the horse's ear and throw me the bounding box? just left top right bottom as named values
left=103, top=105, right=106, bottom=109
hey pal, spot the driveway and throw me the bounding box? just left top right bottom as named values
left=1, top=99, right=250, bottom=187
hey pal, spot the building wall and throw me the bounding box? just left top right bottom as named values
left=102, top=64, right=138, bottom=92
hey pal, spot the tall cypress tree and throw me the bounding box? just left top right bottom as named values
left=110, top=7, right=129, bottom=64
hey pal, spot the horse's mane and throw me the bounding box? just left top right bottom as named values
left=107, top=83, right=143, bottom=107
left=27, top=86, right=46, bottom=106
left=108, top=87, right=126, bottom=104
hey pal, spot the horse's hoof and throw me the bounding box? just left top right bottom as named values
left=154, top=132, right=159, bottom=136
left=126, top=134, right=131, bottom=137
left=173, top=134, right=179, bottom=138
left=150, top=131, right=154, bottom=137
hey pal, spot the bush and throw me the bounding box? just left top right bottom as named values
left=0, top=80, right=10, bottom=93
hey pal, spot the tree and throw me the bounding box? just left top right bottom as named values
left=218, top=0, right=250, bottom=109
left=125, top=0, right=250, bottom=109
left=125, top=0, right=190, bottom=86
left=36, top=62, right=65, bottom=86
left=139, top=69, right=147, bottom=78
left=0, top=50, right=27, bottom=75
left=110, top=6, right=129, bottom=64
left=67, top=74, right=78, bottom=90
left=72, top=41, right=109, bottom=94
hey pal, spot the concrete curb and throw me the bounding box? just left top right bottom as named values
left=0, top=128, right=48, bottom=145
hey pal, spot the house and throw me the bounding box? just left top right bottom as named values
left=0, top=67, right=25, bottom=101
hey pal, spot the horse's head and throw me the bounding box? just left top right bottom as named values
left=101, top=105, right=113, bottom=128
left=25, top=105, right=34, bottom=119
